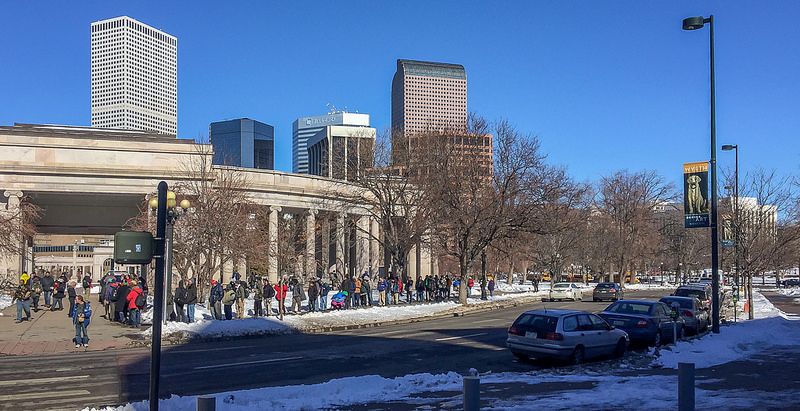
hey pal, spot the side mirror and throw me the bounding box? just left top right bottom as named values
left=607, top=325, right=615, bottom=330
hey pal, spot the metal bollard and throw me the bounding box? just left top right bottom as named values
left=463, top=375, right=480, bottom=411
left=197, top=396, right=216, bottom=411
left=678, top=362, right=695, bottom=411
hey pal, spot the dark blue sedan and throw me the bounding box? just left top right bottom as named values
left=598, top=300, right=685, bottom=347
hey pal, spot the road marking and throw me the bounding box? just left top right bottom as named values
left=435, top=332, right=488, bottom=341
left=471, top=318, right=505, bottom=324
left=172, top=345, right=260, bottom=354
left=0, top=375, right=88, bottom=387
left=193, top=356, right=303, bottom=370
left=0, top=389, right=90, bottom=402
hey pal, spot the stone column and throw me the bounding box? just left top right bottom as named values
left=356, top=216, right=369, bottom=277
left=369, top=217, right=380, bottom=276
left=1, top=190, right=24, bottom=278
left=336, top=212, right=346, bottom=277
left=268, top=205, right=281, bottom=283
left=408, top=243, right=417, bottom=281
left=321, top=216, right=331, bottom=277
left=305, top=209, right=317, bottom=279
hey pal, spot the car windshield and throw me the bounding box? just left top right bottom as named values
left=514, top=314, right=558, bottom=333
left=605, top=302, right=652, bottom=315
left=675, top=289, right=707, bottom=299
left=596, top=283, right=615, bottom=289
left=660, top=298, right=693, bottom=309
left=553, top=284, right=570, bottom=289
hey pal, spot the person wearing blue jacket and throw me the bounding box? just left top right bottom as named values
left=71, top=295, right=92, bottom=349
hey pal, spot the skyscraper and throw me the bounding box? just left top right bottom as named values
left=391, top=59, right=467, bottom=137
left=292, top=112, right=370, bottom=174
left=91, top=16, right=177, bottom=136
left=210, top=118, right=275, bottom=169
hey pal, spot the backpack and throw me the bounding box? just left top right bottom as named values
left=264, top=285, right=275, bottom=299
left=222, top=290, right=236, bottom=305
left=110, top=286, right=121, bottom=302
left=82, top=277, right=91, bottom=289
left=135, top=291, right=146, bottom=309
left=174, top=288, right=187, bottom=305
left=377, top=281, right=386, bottom=292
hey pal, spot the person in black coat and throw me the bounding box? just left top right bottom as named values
left=185, top=278, right=198, bottom=323
left=51, top=279, right=66, bottom=311
left=115, top=281, right=131, bottom=323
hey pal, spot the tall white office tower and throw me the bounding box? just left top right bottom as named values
left=91, top=16, right=177, bottom=136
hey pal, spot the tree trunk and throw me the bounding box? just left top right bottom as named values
left=459, top=255, right=469, bottom=305
left=507, top=259, right=514, bottom=285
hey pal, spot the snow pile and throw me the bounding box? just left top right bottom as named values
left=778, top=288, right=800, bottom=298
left=624, top=282, right=677, bottom=291
left=654, top=290, right=800, bottom=369
left=0, top=293, right=12, bottom=315
left=495, top=282, right=551, bottom=294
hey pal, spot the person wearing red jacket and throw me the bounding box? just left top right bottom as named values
left=126, top=281, right=144, bottom=328
left=274, top=278, right=289, bottom=320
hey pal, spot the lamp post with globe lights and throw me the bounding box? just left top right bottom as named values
left=149, top=191, right=191, bottom=324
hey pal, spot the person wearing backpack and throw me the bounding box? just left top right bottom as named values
left=52, top=278, right=66, bottom=311
left=221, top=283, right=236, bottom=320
left=274, top=278, right=289, bottom=320
left=41, top=271, right=54, bottom=308
left=12, top=279, right=32, bottom=323
left=235, top=281, right=247, bottom=319
left=263, top=278, right=275, bottom=317
left=82, top=273, right=92, bottom=299
left=185, top=278, right=198, bottom=323
left=126, top=280, right=145, bottom=328
left=67, top=281, right=77, bottom=318
left=318, top=279, right=330, bottom=311
left=174, top=280, right=187, bottom=323
left=377, top=277, right=387, bottom=306
left=208, top=279, right=223, bottom=320
left=71, top=295, right=92, bottom=349
left=115, top=279, right=131, bottom=323
left=30, top=275, right=43, bottom=312
left=307, top=280, right=319, bottom=312
left=405, top=278, right=414, bottom=303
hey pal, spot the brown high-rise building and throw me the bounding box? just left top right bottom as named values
left=391, top=59, right=491, bottom=175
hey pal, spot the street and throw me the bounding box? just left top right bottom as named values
left=0, top=290, right=667, bottom=410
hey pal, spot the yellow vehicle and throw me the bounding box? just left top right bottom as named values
left=541, top=273, right=551, bottom=282
left=624, top=275, right=641, bottom=284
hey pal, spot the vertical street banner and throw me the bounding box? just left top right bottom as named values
left=683, top=161, right=710, bottom=228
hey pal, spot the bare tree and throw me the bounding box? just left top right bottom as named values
left=0, top=194, right=40, bottom=284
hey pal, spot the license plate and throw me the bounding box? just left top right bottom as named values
left=613, top=320, right=626, bottom=326
left=525, top=331, right=537, bottom=338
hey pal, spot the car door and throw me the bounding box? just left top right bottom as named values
left=588, top=314, right=617, bottom=353
left=561, top=314, right=581, bottom=348
left=576, top=314, right=600, bottom=357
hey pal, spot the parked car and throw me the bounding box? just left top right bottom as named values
left=592, top=282, right=623, bottom=302
left=547, top=283, right=583, bottom=302
left=598, top=300, right=685, bottom=346
left=507, top=309, right=629, bottom=364
left=658, top=296, right=709, bottom=335
left=673, top=284, right=712, bottom=308
left=781, top=278, right=800, bottom=287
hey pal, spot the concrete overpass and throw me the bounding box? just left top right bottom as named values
left=0, top=123, right=433, bottom=283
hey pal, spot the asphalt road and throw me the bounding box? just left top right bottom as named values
left=0, top=290, right=670, bottom=410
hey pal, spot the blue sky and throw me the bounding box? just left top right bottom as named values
left=1, top=1, right=798, bottom=187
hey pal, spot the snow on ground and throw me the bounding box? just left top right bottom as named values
left=777, top=287, right=800, bottom=298
left=654, top=290, right=800, bottom=369
left=624, top=282, right=677, bottom=291
left=495, top=282, right=550, bottom=293
left=0, top=293, right=12, bottom=316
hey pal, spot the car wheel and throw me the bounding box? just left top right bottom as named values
left=613, top=338, right=626, bottom=358
left=653, top=332, right=662, bottom=347
left=570, top=346, right=585, bottom=365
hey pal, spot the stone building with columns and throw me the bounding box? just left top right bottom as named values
left=0, top=123, right=437, bottom=284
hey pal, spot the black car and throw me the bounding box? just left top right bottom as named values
left=592, top=282, right=623, bottom=302
left=781, top=278, right=800, bottom=287
left=598, top=300, right=685, bottom=347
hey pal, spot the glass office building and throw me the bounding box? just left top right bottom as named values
left=209, top=118, right=274, bottom=169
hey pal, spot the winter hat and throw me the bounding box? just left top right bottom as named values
left=211, top=279, right=218, bottom=286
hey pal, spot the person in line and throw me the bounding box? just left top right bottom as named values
left=209, top=279, right=224, bottom=320
left=488, top=277, right=496, bottom=299
left=115, top=278, right=131, bottom=324
left=344, top=276, right=356, bottom=309
left=234, top=280, right=247, bottom=319
left=307, top=279, right=319, bottom=312
left=71, top=295, right=92, bottom=349
left=416, top=278, right=425, bottom=303
left=67, top=280, right=77, bottom=318
left=377, top=277, right=387, bottom=306
left=30, top=274, right=42, bottom=312
left=291, top=278, right=306, bottom=313
left=362, top=275, right=372, bottom=306
left=390, top=277, right=400, bottom=305
left=405, top=277, right=414, bottom=303
left=221, top=283, right=236, bottom=320
left=52, top=278, right=66, bottom=311
left=13, top=279, right=32, bottom=323
left=41, top=271, right=54, bottom=308
left=318, top=279, right=330, bottom=311
left=274, top=277, right=288, bottom=320
left=174, top=280, right=187, bottom=323
left=81, top=272, right=92, bottom=299
left=263, top=278, right=275, bottom=316
left=253, top=277, right=264, bottom=317
left=126, top=280, right=145, bottom=328
left=185, top=278, right=198, bottom=323
left=466, top=277, right=475, bottom=298
left=104, top=278, right=118, bottom=321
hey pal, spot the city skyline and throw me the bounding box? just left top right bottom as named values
left=1, top=1, right=799, bottom=187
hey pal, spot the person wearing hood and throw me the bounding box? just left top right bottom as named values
left=52, top=278, right=66, bottom=311
left=185, top=278, right=198, bottom=323
left=126, top=280, right=145, bottom=328
left=71, top=295, right=92, bottom=349
left=208, top=279, right=224, bottom=320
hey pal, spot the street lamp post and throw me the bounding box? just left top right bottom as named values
left=683, top=15, right=721, bottom=334
left=149, top=190, right=191, bottom=324
left=722, top=144, right=739, bottom=321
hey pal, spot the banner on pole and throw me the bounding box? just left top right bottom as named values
left=683, top=161, right=710, bottom=228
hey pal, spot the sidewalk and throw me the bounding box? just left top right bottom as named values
left=0, top=295, right=136, bottom=356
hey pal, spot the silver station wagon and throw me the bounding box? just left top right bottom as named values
left=507, top=309, right=629, bottom=364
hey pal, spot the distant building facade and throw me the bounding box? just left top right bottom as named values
left=210, top=118, right=274, bottom=169
left=293, top=112, right=370, bottom=174
left=307, top=125, right=376, bottom=181
left=90, top=16, right=177, bottom=136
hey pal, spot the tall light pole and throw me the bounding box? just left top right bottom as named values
left=683, top=15, right=720, bottom=333
left=722, top=144, right=739, bottom=317
left=149, top=191, right=191, bottom=324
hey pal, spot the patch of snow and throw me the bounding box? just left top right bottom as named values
left=777, top=287, right=800, bottom=298
left=654, top=290, right=800, bottom=369
left=0, top=293, right=12, bottom=315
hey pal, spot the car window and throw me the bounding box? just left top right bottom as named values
left=553, top=284, right=569, bottom=289
left=659, top=298, right=693, bottom=309
left=577, top=315, right=593, bottom=331
left=589, top=314, right=609, bottom=330
left=515, top=314, right=558, bottom=333
left=605, top=302, right=651, bottom=315
left=596, top=283, right=614, bottom=289
left=562, top=315, right=578, bottom=332
left=675, top=288, right=707, bottom=300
